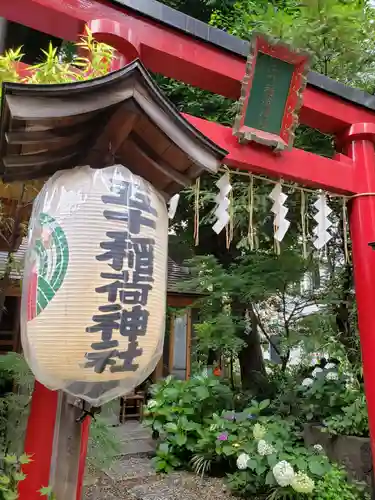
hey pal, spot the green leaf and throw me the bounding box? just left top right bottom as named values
left=247, top=458, right=258, bottom=471
left=39, top=486, right=53, bottom=496
left=158, top=443, right=169, bottom=455
left=4, top=455, right=17, bottom=465
left=13, top=472, right=26, bottom=482
left=18, top=454, right=30, bottom=465
left=165, top=422, right=178, bottom=433
left=222, top=445, right=235, bottom=456
left=152, top=420, right=164, bottom=432
left=259, top=399, right=270, bottom=411
left=0, top=475, right=10, bottom=485
left=255, top=463, right=267, bottom=475
left=4, top=491, right=18, bottom=500
left=308, top=456, right=329, bottom=477
left=175, top=433, right=187, bottom=446
left=195, top=386, right=210, bottom=400
left=295, top=457, right=307, bottom=471
left=267, top=454, right=278, bottom=468
left=155, top=459, right=168, bottom=472
left=265, top=470, right=276, bottom=486
left=164, top=388, right=180, bottom=400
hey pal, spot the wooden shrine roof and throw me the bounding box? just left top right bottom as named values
left=0, top=59, right=226, bottom=197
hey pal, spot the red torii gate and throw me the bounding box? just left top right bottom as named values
left=2, top=0, right=375, bottom=497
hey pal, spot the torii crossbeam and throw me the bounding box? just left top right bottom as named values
left=2, top=0, right=375, bottom=497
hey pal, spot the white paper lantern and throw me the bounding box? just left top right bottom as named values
left=21, top=164, right=168, bottom=406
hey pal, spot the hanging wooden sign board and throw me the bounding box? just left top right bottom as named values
left=233, top=33, right=310, bottom=151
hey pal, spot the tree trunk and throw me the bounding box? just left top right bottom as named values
left=238, top=306, right=266, bottom=390
left=335, top=262, right=359, bottom=368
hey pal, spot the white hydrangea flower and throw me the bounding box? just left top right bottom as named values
left=272, top=461, right=295, bottom=487
left=257, top=439, right=275, bottom=456
left=313, top=444, right=324, bottom=454
left=325, top=362, right=336, bottom=370
left=326, top=371, right=339, bottom=381
left=253, top=423, right=267, bottom=440
left=236, top=453, right=249, bottom=470
left=301, top=378, right=314, bottom=387
left=147, top=399, right=158, bottom=409
left=291, top=472, right=315, bottom=494
left=312, top=367, right=323, bottom=378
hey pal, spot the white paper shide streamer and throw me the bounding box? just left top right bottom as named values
left=213, top=173, right=232, bottom=234
left=313, top=193, right=332, bottom=249
left=168, top=194, right=180, bottom=220
left=269, top=183, right=290, bottom=242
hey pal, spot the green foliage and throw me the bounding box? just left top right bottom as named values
left=0, top=353, right=33, bottom=456
left=144, top=375, right=234, bottom=472
left=223, top=416, right=330, bottom=497
left=87, top=415, right=122, bottom=470
left=184, top=250, right=321, bottom=378
left=163, top=0, right=375, bottom=392
left=39, top=486, right=56, bottom=500
left=194, top=312, right=246, bottom=360
left=210, top=0, right=375, bottom=86
left=298, top=365, right=369, bottom=438
left=323, top=393, right=369, bottom=438
left=159, top=0, right=235, bottom=23
left=299, top=367, right=353, bottom=423
left=0, top=27, right=115, bottom=94
left=144, top=377, right=357, bottom=497
left=313, top=465, right=369, bottom=500
left=0, top=453, right=29, bottom=500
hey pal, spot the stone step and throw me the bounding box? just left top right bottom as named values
left=117, top=438, right=155, bottom=457
left=111, top=427, right=153, bottom=444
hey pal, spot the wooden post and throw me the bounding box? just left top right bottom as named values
left=19, top=384, right=90, bottom=500
left=49, top=393, right=88, bottom=499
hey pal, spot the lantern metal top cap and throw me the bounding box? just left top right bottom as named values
left=0, top=59, right=227, bottom=197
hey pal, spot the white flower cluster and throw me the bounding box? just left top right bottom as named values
left=312, top=367, right=323, bottom=378
left=236, top=453, right=249, bottom=470
left=253, top=423, right=266, bottom=440
left=302, top=363, right=340, bottom=388
left=291, top=472, right=315, bottom=494
left=272, top=461, right=295, bottom=487
left=272, top=461, right=315, bottom=493
left=236, top=423, right=315, bottom=495
left=313, top=444, right=324, bottom=454
left=257, top=439, right=275, bottom=456
left=325, top=362, right=336, bottom=370
left=147, top=399, right=158, bottom=409
left=301, top=378, right=313, bottom=388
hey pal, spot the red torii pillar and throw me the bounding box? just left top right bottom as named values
left=341, top=124, right=375, bottom=465
left=4, top=4, right=375, bottom=498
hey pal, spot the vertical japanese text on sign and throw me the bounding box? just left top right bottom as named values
left=85, top=176, right=158, bottom=374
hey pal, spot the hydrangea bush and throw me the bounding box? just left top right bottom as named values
left=145, top=375, right=369, bottom=498
left=299, top=364, right=368, bottom=437
left=224, top=416, right=329, bottom=498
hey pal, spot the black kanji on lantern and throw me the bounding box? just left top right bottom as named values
left=84, top=177, right=157, bottom=373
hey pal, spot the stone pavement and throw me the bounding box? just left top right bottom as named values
left=84, top=456, right=234, bottom=500
left=83, top=421, right=235, bottom=500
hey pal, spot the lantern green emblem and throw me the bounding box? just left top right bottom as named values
left=27, top=213, right=69, bottom=320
